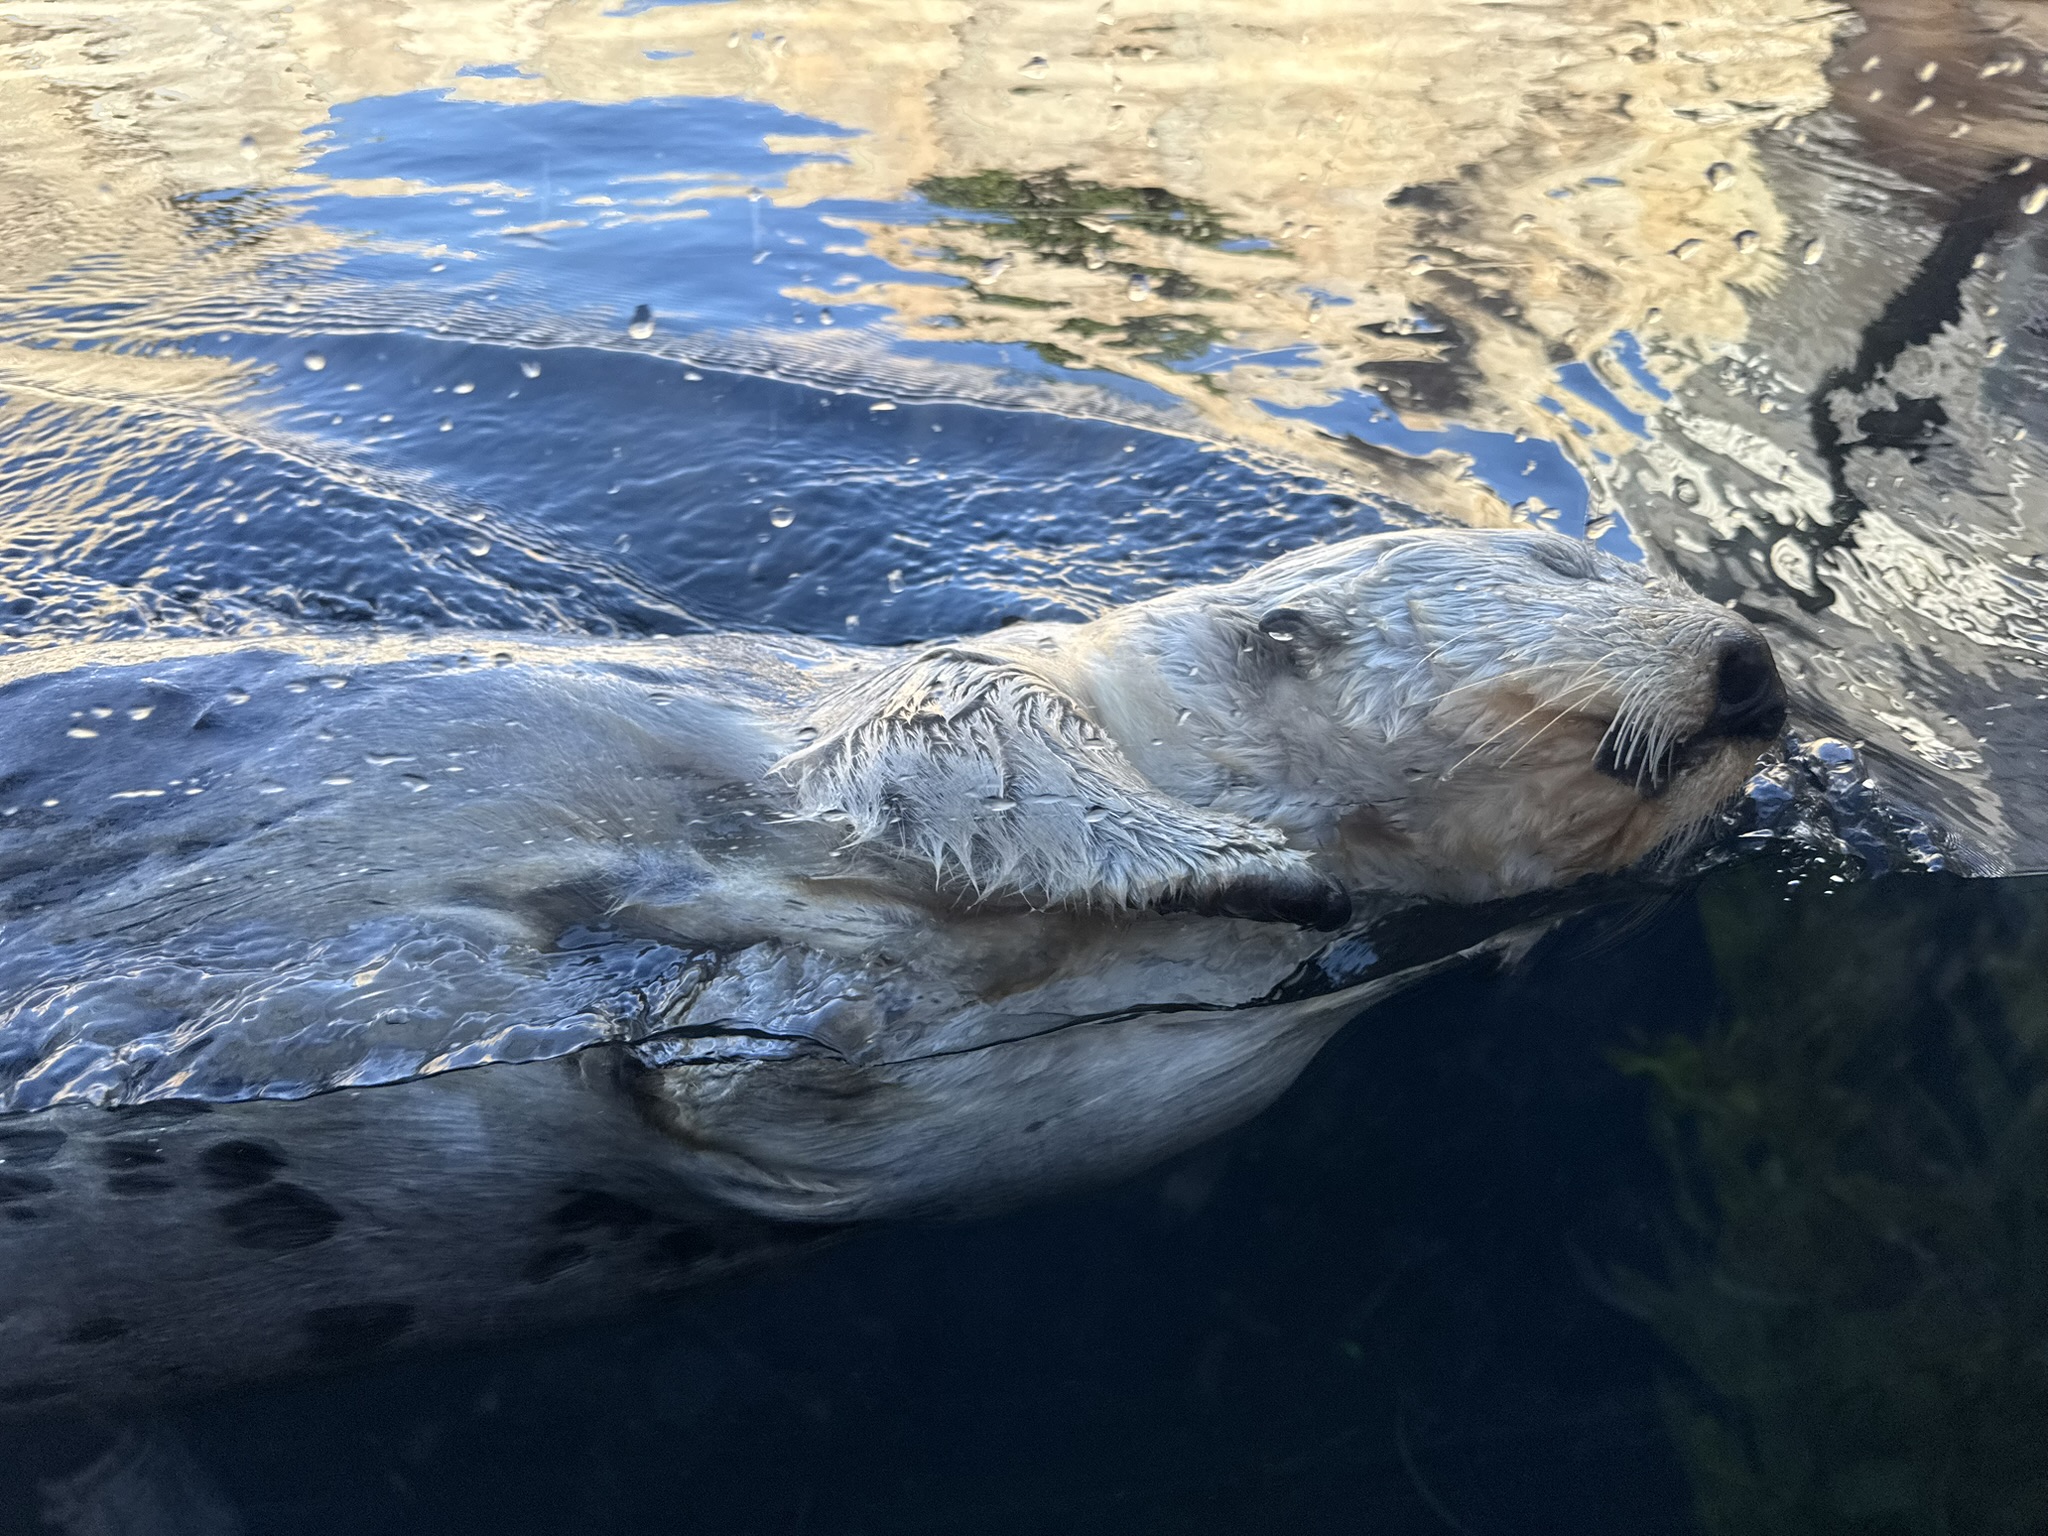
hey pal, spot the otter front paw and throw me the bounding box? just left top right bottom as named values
left=1158, top=868, right=1353, bottom=931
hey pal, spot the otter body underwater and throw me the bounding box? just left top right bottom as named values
left=0, top=529, right=1786, bottom=1413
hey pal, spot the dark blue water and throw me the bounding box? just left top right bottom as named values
left=8, top=863, right=2041, bottom=1534
left=2, top=3, right=2046, bottom=1530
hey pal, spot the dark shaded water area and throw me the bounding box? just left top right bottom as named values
left=6, top=863, right=2044, bottom=1534
left=3, top=1, right=2048, bottom=1530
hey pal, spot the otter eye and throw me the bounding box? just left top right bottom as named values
left=1529, top=539, right=1599, bottom=580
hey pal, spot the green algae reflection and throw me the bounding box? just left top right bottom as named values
left=1624, top=864, right=2048, bottom=1535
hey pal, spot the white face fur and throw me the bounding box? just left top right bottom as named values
left=1047, top=529, right=1787, bottom=905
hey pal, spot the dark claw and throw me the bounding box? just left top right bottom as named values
left=1160, top=869, right=1353, bottom=931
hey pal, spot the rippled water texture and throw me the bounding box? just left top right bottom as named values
left=3, top=1, right=2048, bottom=1531
left=2, top=0, right=2044, bottom=862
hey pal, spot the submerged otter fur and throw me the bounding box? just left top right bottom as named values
left=0, top=529, right=1784, bottom=1411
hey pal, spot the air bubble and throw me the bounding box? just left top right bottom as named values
left=770, top=507, right=795, bottom=528
left=519, top=360, right=542, bottom=379
left=303, top=353, right=327, bottom=371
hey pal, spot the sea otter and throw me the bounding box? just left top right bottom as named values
left=0, top=528, right=1784, bottom=1412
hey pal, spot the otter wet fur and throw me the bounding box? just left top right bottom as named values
left=0, top=529, right=1786, bottom=1413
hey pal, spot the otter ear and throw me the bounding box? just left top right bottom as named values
left=773, top=646, right=1346, bottom=925
left=1243, top=604, right=1343, bottom=671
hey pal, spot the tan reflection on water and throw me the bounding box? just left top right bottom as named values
left=0, top=0, right=1852, bottom=520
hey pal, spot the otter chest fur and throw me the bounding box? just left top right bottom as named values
left=0, top=530, right=1786, bottom=1411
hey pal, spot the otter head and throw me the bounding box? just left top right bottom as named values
left=778, top=529, right=1784, bottom=927
left=1085, top=528, right=1787, bottom=904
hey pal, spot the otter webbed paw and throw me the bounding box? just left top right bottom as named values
left=1155, top=867, right=1353, bottom=930
left=774, top=645, right=1328, bottom=921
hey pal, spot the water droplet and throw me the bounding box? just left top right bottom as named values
left=818, top=308, right=834, bottom=326
left=1127, top=273, right=1152, bottom=300
left=126, top=707, right=153, bottom=721
left=1909, top=94, right=1934, bottom=115
left=224, top=689, right=251, bottom=705
left=2024, top=185, right=2048, bottom=215
left=303, top=353, right=327, bottom=371
left=452, top=381, right=475, bottom=395
left=628, top=304, right=655, bottom=340
left=1867, top=88, right=1883, bottom=103
left=886, top=568, right=905, bottom=592
left=519, top=359, right=542, bottom=379
left=1671, top=239, right=1703, bottom=260
left=869, top=401, right=895, bottom=412
left=1916, top=61, right=1939, bottom=82
left=1987, top=337, right=2008, bottom=359
left=239, top=134, right=259, bottom=161
left=1860, top=53, right=1882, bottom=73
left=769, top=507, right=795, bottom=528
left=1801, top=238, right=1826, bottom=265
left=1020, top=55, right=1049, bottom=79
left=65, top=727, right=98, bottom=739
left=1705, top=162, right=1736, bottom=190
left=401, top=774, right=431, bottom=792
left=438, top=418, right=453, bottom=432
left=1673, top=476, right=1701, bottom=506
left=1733, top=229, right=1760, bottom=252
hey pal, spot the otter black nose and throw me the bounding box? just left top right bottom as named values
left=1705, top=633, right=1787, bottom=740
